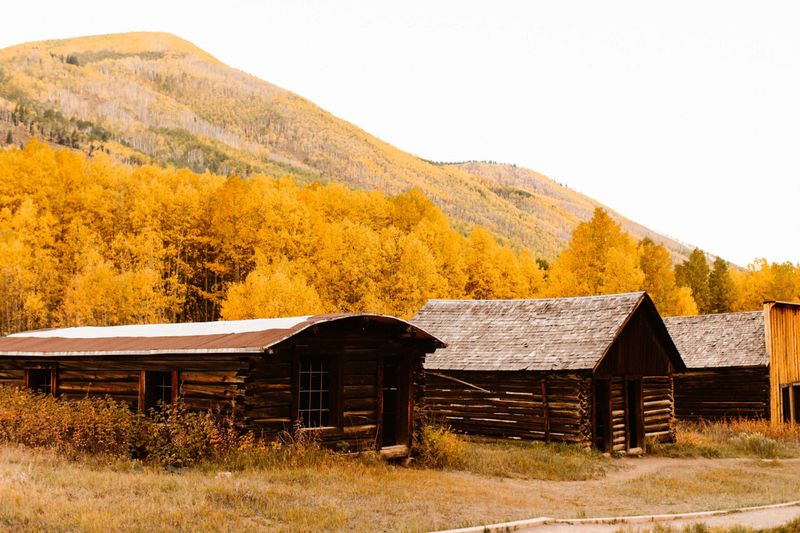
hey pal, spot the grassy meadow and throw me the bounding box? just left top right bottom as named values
left=2, top=387, right=800, bottom=531
left=0, top=431, right=800, bottom=531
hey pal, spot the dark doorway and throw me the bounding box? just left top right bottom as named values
left=626, top=379, right=643, bottom=450
left=593, top=380, right=611, bottom=452
left=782, top=386, right=792, bottom=423
left=382, top=357, right=400, bottom=446
left=793, top=385, right=800, bottom=424
left=380, top=357, right=411, bottom=448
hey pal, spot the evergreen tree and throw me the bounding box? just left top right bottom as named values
left=676, top=248, right=711, bottom=313
left=708, top=257, right=735, bottom=313
left=4, top=131, right=11, bottom=145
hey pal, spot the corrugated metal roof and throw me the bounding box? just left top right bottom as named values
left=0, top=314, right=442, bottom=357
left=663, top=311, right=767, bottom=369
left=413, top=292, right=647, bottom=371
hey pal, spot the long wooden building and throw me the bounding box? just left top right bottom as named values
left=665, top=301, right=800, bottom=425
left=0, top=314, right=444, bottom=455
left=413, top=292, right=685, bottom=453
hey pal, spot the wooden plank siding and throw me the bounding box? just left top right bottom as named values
left=766, top=302, right=800, bottom=425
left=674, top=367, right=770, bottom=421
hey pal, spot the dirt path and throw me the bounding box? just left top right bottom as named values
left=440, top=457, right=800, bottom=533
left=598, top=455, right=800, bottom=483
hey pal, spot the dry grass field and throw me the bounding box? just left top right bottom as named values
left=1, top=433, right=799, bottom=532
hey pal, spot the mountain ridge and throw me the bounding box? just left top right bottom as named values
left=0, top=32, right=692, bottom=261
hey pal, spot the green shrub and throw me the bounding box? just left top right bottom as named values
left=729, top=432, right=781, bottom=459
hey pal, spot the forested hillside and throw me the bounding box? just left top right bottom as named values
left=0, top=32, right=692, bottom=260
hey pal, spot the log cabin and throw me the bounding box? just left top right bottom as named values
left=0, top=314, right=444, bottom=456
left=413, top=292, right=685, bottom=453
left=665, top=301, right=800, bottom=425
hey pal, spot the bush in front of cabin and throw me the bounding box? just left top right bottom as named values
left=0, top=385, right=253, bottom=466
left=416, top=424, right=466, bottom=468
left=0, top=386, right=137, bottom=456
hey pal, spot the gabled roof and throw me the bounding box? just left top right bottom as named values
left=413, top=292, right=675, bottom=371
left=0, top=314, right=443, bottom=357
left=663, top=311, right=767, bottom=369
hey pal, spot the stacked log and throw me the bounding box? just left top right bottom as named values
left=609, top=377, right=627, bottom=452
left=643, top=376, right=675, bottom=442
left=424, top=370, right=593, bottom=445
left=674, top=367, right=769, bottom=421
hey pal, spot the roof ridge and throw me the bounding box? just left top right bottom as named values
left=425, top=291, right=646, bottom=304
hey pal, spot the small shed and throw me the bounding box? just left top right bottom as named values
left=0, top=314, right=444, bottom=455
left=665, top=301, right=800, bottom=425
left=413, top=292, right=685, bottom=453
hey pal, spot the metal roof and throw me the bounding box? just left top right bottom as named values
left=0, top=314, right=442, bottom=357
left=413, top=292, right=653, bottom=371
left=663, top=311, right=767, bottom=369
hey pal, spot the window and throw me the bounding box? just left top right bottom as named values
left=298, top=357, right=331, bottom=428
left=143, top=370, right=176, bottom=411
left=26, top=368, right=55, bottom=395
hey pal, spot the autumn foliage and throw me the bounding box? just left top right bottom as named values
left=0, top=141, right=547, bottom=332
left=0, top=142, right=796, bottom=333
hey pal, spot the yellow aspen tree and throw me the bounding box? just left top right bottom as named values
left=546, top=208, right=644, bottom=297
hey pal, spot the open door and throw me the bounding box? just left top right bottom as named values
left=626, top=379, right=643, bottom=450
left=593, top=379, right=611, bottom=452
left=380, top=357, right=410, bottom=448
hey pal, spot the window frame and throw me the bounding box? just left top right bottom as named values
left=139, top=370, right=179, bottom=413
left=24, top=365, right=57, bottom=396
left=293, top=353, right=342, bottom=431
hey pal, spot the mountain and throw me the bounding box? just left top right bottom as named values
left=0, top=32, right=691, bottom=261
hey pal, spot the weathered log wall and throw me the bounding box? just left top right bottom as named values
left=244, top=333, right=427, bottom=451
left=0, top=356, right=251, bottom=412
left=674, top=366, right=769, bottom=421
left=424, top=370, right=593, bottom=445
left=643, top=376, right=675, bottom=442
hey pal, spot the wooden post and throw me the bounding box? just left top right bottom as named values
left=542, top=376, right=550, bottom=443
left=137, top=370, right=146, bottom=413
left=171, top=370, right=179, bottom=406
left=376, top=354, right=384, bottom=448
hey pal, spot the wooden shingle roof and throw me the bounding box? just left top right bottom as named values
left=413, top=292, right=654, bottom=371
left=663, top=312, right=767, bottom=369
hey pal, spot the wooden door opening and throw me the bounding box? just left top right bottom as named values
left=626, top=379, right=643, bottom=450
left=793, top=385, right=800, bottom=424
left=593, top=380, right=611, bottom=452
left=380, top=357, right=410, bottom=447
left=782, top=386, right=792, bottom=423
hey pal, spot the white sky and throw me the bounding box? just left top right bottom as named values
left=2, top=1, right=799, bottom=265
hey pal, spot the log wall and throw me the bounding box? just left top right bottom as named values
left=424, top=370, right=593, bottom=445
left=674, top=366, right=769, bottom=421
left=243, top=333, right=427, bottom=451
left=642, top=376, right=676, bottom=442
left=0, top=355, right=251, bottom=412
